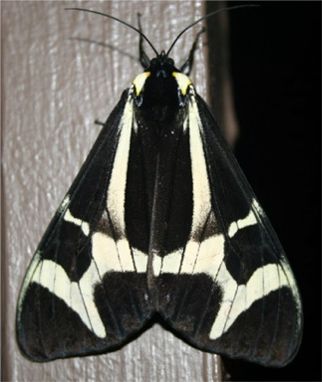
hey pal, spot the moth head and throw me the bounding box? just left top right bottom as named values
left=150, top=51, right=175, bottom=69
left=133, top=51, right=176, bottom=90
left=132, top=50, right=193, bottom=105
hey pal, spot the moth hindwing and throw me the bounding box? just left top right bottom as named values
left=17, top=9, right=302, bottom=367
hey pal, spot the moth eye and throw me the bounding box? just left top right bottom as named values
left=167, top=57, right=174, bottom=66
left=150, top=58, right=157, bottom=66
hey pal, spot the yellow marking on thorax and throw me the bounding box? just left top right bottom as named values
left=172, top=72, right=192, bottom=96
left=132, top=72, right=151, bottom=96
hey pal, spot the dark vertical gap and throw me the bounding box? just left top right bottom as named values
left=1, top=190, right=9, bottom=382
left=206, top=1, right=320, bottom=381
left=206, top=1, right=229, bottom=130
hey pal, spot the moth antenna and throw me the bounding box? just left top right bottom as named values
left=166, top=4, right=259, bottom=56
left=65, top=7, right=159, bottom=56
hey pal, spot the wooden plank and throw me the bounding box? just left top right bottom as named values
left=2, top=1, right=227, bottom=380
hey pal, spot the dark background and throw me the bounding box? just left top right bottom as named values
left=208, top=2, right=320, bottom=381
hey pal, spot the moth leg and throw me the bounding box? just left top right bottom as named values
left=180, top=27, right=206, bottom=75
left=94, top=119, right=105, bottom=126
left=137, top=13, right=150, bottom=69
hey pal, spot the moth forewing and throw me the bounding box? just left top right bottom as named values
left=16, top=91, right=153, bottom=361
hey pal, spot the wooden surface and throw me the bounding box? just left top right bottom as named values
left=2, top=1, right=232, bottom=381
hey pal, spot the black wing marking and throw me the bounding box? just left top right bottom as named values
left=16, top=90, right=153, bottom=362
left=152, top=89, right=302, bottom=367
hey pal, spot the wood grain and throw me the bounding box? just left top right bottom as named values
left=2, top=1, right=227, bottom=381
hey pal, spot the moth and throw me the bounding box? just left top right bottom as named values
left=16, top=8, right=303, bottom=367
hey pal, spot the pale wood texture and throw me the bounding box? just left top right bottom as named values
left=2, top=1, right=228, bottom=381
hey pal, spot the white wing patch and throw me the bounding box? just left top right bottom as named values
left=188, top=95, right=212, bottom=238
left=208, top=260, right=290, bottom=340
left=33, top=257, right=106, bottom=338
left=61, top=194, right=89, bottom=236
left=177, top=92, right=212, bottom=274
left=228, top=205, right=257, bottom=238
left=153, top=249, right=183, bottom=276
left=64, top=208, right=90, bottom=236
left=107, top=97, right=134, bottom=238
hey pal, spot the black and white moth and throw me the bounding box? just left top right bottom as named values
left=16, top=8, right=303, bottom=367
